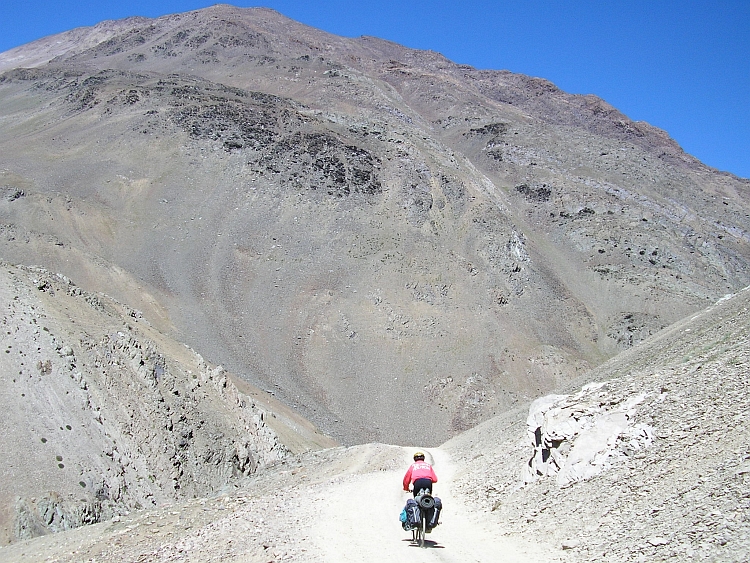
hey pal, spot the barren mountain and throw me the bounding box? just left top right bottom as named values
left=1, top=5, right=749, bottom=447
left=1, top=6, right=749, bottom=559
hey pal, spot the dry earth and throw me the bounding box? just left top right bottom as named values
left=0, top=444, right=563, bottom=563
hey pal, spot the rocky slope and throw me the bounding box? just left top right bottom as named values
left=445, top=286, right=750, bottom=561
left=0, top=285, right=747, bottom=562
left=1, top=5, right=749, bottom=448
left=0, top=262, right=334, bottom=545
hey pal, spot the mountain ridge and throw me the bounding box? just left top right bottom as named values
left=1, top=4, right=749, bottom=448
left=0, top=3, right=714, bottom=178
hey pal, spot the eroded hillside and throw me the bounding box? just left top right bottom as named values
left=0, top=262, right=333, bottom=544
left=446, top=287, right=750, bottom=561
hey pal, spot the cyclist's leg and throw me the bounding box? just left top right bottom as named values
left=412, top=478, right=432, bottom=497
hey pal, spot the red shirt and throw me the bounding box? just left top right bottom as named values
left=403, top=461, right=438, bottom=491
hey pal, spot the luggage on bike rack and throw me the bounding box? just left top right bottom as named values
left=427, top=496, right=442, bottom=528
left=404, top=498, right=421, bottom=529
left=416, top=492, right=434, bottom=509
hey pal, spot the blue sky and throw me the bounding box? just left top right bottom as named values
left=1, top=1, right=748, bottom=179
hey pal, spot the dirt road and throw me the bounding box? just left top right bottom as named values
left=0, top=443, right=562, bottom=562
left=295, top=445, right=560, bottom=563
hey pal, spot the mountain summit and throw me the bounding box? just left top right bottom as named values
left=1, top=5, right=749, bottom=449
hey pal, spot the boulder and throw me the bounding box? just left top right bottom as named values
left=525, top=383, right=654, bottom=487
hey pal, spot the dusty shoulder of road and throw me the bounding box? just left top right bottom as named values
left=0, top=443, right=564, bottom=563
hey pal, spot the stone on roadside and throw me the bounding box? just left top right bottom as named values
left=648, top=536, right=670, bottom=546
left=561, top=539, right=581, bottom=550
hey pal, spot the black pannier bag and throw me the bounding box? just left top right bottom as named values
left=427, top=496, right=442, bottom=528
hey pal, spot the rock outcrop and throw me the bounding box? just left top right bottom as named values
left=524, top=383, right=654, bottom=487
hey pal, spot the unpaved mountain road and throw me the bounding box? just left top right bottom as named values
left=0, top=444, right=563, bottom=562
left=291, top=445, right=561, bottom=563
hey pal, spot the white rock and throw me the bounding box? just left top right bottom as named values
left=647, top=536, right=670, bottom=546
left=561, top=539, right=580, bottom=549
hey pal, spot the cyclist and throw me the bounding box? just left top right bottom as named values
left=403, top=451, right=438, bottom=496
